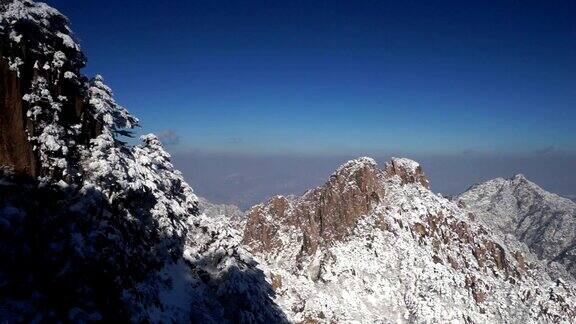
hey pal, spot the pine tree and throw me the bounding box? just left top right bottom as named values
left=23, top=73, right=71, bottom=178
left=87, top=75, right=138, bottom=137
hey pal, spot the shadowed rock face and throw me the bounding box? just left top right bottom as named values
left=243, top=157, right=430, bottom=257
left=0, top=56, right=37, bottom=176
left=1, top=0, right=106, bottom=179
left=0, top=57, right=98, bottom=178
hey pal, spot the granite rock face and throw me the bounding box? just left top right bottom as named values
left=384, top=157, right=430, bottom=189
left=0, top=56, right=37, bottom=175
left=243, top=157, right=386, bottom=257
left=243, top=157, right=431, bottom=258
left=241, top=157, right=576, bottom=323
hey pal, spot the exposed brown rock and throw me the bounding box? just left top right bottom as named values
left=243, top=157, right=386, bottom=256
left=375, top=216, right=391, bottom=232
left=432, top=255, right=443, bottom=264
left=384, top=157, right=430, bottom=189
left=271, top=273, right=283, bottom=291
left=452, top=221, right=473, bottom=244
left=472, top=286, right=487, bottom=303
left=243, top=203, right=283, bottom=253
left=472, top=244, right=487, bottom=268
left=465, top=275, right=487, bottom=303
left=447, top=255, right=460, bottom=270
left=412, top=222, right=427, bottom=240
left=485, top=241, right=507, bottom=271
left=0, top=57, right=37, bottom=176
left=301, top=318, right=320, bottom=324
left=1, top=45, right=99, bottom=178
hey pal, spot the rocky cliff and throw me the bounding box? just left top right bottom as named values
left=0, top=0, right=101, bottom=178
left=242, top=157, right=576, bottom=322
left=0, top=55, right=37, bottom=175
left=243, top=157, right=386, bottom=257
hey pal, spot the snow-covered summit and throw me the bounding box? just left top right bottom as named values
left=513, top=173, right=527, bottom=180
left=390, top=157, right=421, bottom=173
left=243, top=156, right=387, bottom=259
left=459, top=174, right=576, bottom=278
left=241, top=157, right=576, bottom=322
left=333, top=156, right=377, bottom=176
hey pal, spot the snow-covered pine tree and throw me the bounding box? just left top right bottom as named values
left=86, top=74, right=138, bottom=136
left=1, top=0, right=87, bottom=179
left=0, top=1, right=193, bottom=320
left=23, top=73, right=71, bottom=178
left=1, top=1, right=286, bottom=322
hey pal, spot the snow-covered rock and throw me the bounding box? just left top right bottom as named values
left=1, top=0, right=89, bottom=179
left=384, top=157, right=430, bottom=189
left=459, top=174, right=576, bottom=278
left=242, top=158, right=576, bottom=323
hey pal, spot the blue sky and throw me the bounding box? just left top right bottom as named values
left=46, top=0, right=576, bottom=155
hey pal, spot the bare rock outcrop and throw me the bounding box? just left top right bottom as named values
left=384, top=157, right=430, bottom=189
left=243, top=156, right=432, bottom=258
left=243, top=157, right=386, bottom=256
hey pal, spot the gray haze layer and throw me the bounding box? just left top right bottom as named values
left=172, top=151, right=576, bottom=210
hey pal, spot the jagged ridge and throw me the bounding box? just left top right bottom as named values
left=459, top=174, right=576, bottom=278
left=242, top=157, right=576, bottom=322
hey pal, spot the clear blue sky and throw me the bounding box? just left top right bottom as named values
left=46, top=0, right=575, bottom=155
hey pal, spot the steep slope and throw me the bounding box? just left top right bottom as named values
left=458, top=175, right=576, bottom=278
left=243, top=157, right=576, bottom=323
left=0, top=1, right=285, bottom=322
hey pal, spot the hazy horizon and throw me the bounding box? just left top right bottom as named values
left=172, top=150, right=576, bottom=210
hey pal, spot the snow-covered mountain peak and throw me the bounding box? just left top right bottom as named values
left=459, top=174, right=576, bottom=278
left=243, top=157, right=389, bottom=259
left=242, top=156, right=445, bottom=262
left=332, top=156, right=377, bottom=177
left=509, top=173, right=540, bottom=189
left=513, top=173, right=527, bottom=180
left=390, top=157, right=420, bottom=172
left=241, top=158, right=576, bottom=322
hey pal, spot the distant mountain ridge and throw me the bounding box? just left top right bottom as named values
left=459, top=174, right=576, bottom=278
